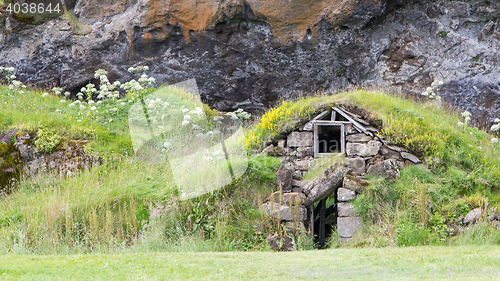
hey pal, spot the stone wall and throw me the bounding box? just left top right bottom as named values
left=260, top=112, right=423, bottom=248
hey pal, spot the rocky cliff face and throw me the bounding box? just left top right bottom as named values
left=1, top=0, right=499, bottom=126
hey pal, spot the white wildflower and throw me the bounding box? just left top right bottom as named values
left=10, top=75, right=15, bottom=79
left=495, top=118, right=500, bottom=123
left=182, top=108, right=189, bottom=113
left=90, top=106, right=97, bottom=111
left=42, top=92, right=49, bottom=97
left=163, top=141, right=172, bottom=149
left=182, top=120, right=190, bottom=126
left=184, top=115, right=192, bottom=121
left=134, top=84, right=143, bottom=91
left=128, top=67, right=135, bottom=73
left=60, top=100, right=66, bottom=103
left=88, top=100, right=95, bottom=105
left=80, top=104, right=86, bottom=110
left=491, top=138, right=499, bottom=144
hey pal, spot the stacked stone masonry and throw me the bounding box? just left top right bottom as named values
left=261, top=108, right=423, bottom=248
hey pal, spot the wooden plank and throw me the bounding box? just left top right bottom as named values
left=333, top=107, right=373, bottom=137
left=309, top=205, right=315, bottom=237
left=319, top=199, right=326, bottom=239
left=302, top=111, right=330, bottom=131
left=313, top=123, right=319, bottom=158
left=341, top=123, right=346, bottom=153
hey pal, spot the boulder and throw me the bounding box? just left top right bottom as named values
left=296, top=147, right=313, bottom=157
left=342, top=174, right=369, bottom=194
left=292, top=179, right=304, bottom=188
left=366, top=159, right=400, bottom=180
left=267, top=234, right=295, bottom=251
left=337, top=202, right=356, bottom=217
left=346, top=140, right=381, bottom=157
left=337, top=188, right=356, bottom=202
left=366, top=155, right=385, bottom=166
left=347, top=157, right=366, bottom=175
left=292, top=170, right=303, bottom=180
left=260, top=202, right=307, bottom=221
left=276, top=169, right=293, bottom=191
left=277, top=139, right=286, bottom=148
left=401, top=152, right=422, bottom=164
left=463, top=208, right=482, bottom=225
left=487, top=213, right=500, bottom=222
left=287, top=132, right=313, bottom=147
left=346, top=133, right=373, bottom=143
left=266, top=192, right=306, bottom=205
left=337, top=216, right=362, bottom=239
left=379, top=145, right=403, bottom=160
left=385, top=144, right=407, bottom=153
left=302, top=165, right=349, bottom=206
left=294, top=159, right=312, bottom=171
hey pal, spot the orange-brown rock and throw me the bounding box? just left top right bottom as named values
left=142, top=0, right=385, bottom=43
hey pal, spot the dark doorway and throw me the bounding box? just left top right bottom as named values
left=317, top=125, right=342, bottom=153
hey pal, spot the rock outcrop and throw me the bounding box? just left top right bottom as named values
left=1, top=1, right=499, bottom=125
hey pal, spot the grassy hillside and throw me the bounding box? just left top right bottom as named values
left=1, top=71, right=500, bottom=254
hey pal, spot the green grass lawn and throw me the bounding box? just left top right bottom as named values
left=1, top=246, right=499, bottom=280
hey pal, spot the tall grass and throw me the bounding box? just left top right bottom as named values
left=3, top=85, right=500, bottom=252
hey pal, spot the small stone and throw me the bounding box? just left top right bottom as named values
left=345, top=124, right=356, bottom=134
left=260, top=202, right=307, bottom=221
left=385, top=144, right=407, bottom=152
left=366, top=159, right=400, bottom=180
left=294, top=159, right=312, bottom=171
left=292, top=180, right=304, bottom=187
left=346, top=133, right=373, bottom=143
left=276, top=169, right=293, bottom=191
left=366, top=155, right=384, bottom=165
left=347, top=157, right=365, bottom=175
left=282, top=192, right=306, bottom=205
left=266, top=191, right=305, bottom=205
left=337, top=188, right=356, bottom=202
left=296, top=147, right=313, bottom=157
left=463, top=208, right=482, bottom=225
left=262, top=144, right=275, bottom=155
left=380, top=145, right=403, bottom=160
left=337, top=216, right=362, bottom=238
left=267, top=234, right=295, bottom=251
left=487, top=214, right=500, bottom=222
left=287, top=132, right=313, bottom=147
left=401, top=152, right=422, bottom=164
left=277, top=139, right=286, bottom=148
left=292, top=170, right=303, bottom=180
left=342, top=174, right=369, bottom=194
left=337, top=202, right=356, bottom=217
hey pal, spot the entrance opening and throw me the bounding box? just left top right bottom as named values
left=317, top=125, right=342, bottom=153
left=314, top=122, right=345, bottom=158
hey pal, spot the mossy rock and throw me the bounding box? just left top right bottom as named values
left=0, top=141, right=21, bottom=192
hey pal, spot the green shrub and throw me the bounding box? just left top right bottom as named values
left=34, top=128, right=61, bottom=154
